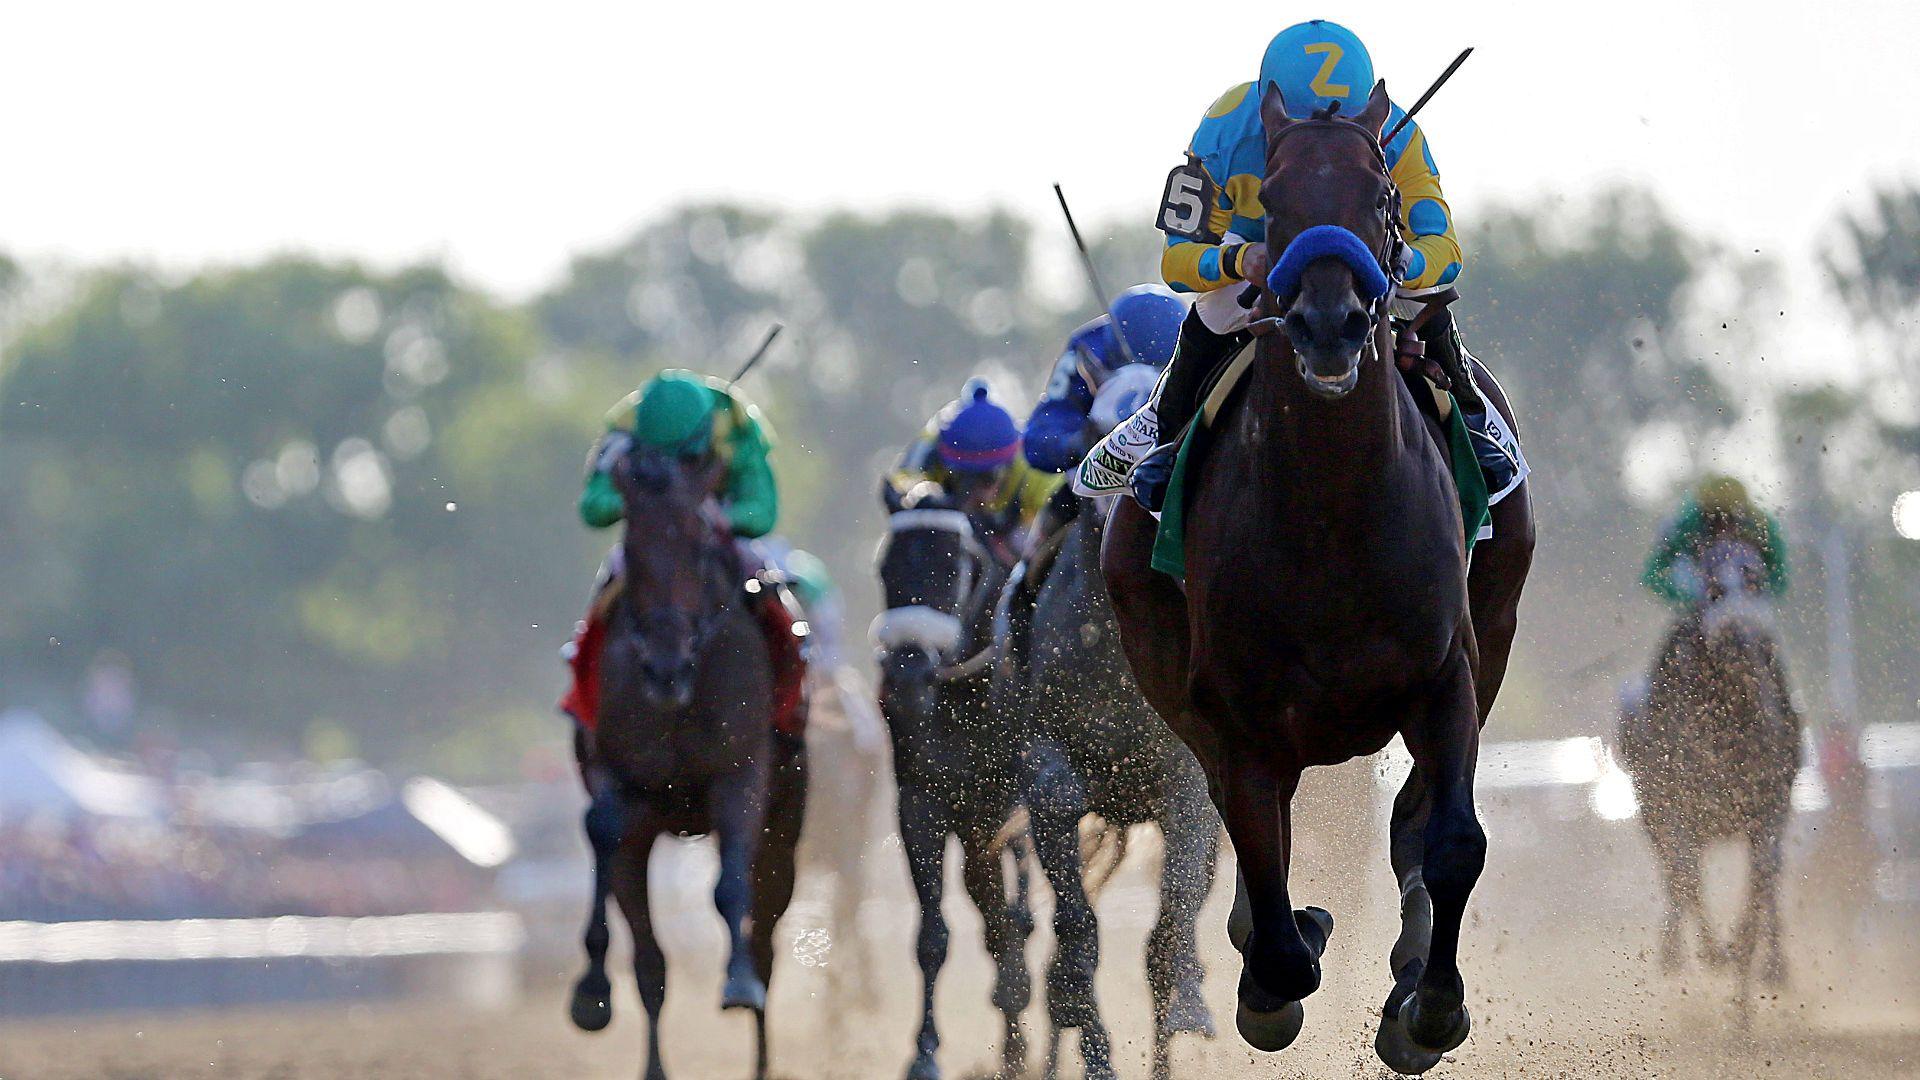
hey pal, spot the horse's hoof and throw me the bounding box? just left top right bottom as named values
left=721, top=971, right=768, bottom=1012
left=1297, top=906, right=1335, bottom=957
left=1374, top=1003, right=1445, bottom=1075
left=1159, top=977, right=1217, bottom=1039
left=1234, top=996, right=1305, bottom=1053
left=1401, top=991, right=1471, bottom=1055
left=568, top=980, right=612, bottom=1032
left=904, top=1052, right=940, bottom=1080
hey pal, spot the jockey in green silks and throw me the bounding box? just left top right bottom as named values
left=561, top=369, right=807, bottom=737
left=1640, top=473, right=1796, bottom=716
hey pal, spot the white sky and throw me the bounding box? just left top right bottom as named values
left=6, top=0, right=1919, bottom=299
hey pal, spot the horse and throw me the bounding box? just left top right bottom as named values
left=994, top=483, right=1222, bottom=1080
left=569, top=445, right=807, bottom=1080
left=1617, top=536, right=1800, bottom=1014
left=874, top=486, right=1034, bottom=1080
left=1100, top=82, right=1535, bottom=1076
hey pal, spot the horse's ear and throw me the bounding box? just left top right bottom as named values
left=1356, top=80, right=1392, bottom=139
left=1260, top=81, right=1293, bottom=140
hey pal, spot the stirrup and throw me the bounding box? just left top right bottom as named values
left=1128, top=442, right=1180, bottom=513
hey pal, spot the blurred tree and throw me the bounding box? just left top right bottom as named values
left=0, top=259, right=620, bottom=768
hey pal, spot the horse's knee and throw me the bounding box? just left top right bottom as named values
left=584, top=788, right=625, bottom=855
left=1053, top=894, right=1100, bottom=949
left=1422, top=809, right=1486, bottom=903
left=916, top=914, right=950, bottom=972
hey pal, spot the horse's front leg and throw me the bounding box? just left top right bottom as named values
left=606, top=821, right=668, bottom=1080
left=1393, top=658, right=1485, bottom=1058
left=569, top=775, right=623, bottom=1032
left=1217, top=751, right=1331, bottom=1053
left=896, top=783, right=951, bottom=1080
left=1148, top=766, right=1221, bottom=1080
left=1025, top=739, right=1114, bottom=1080
left=711, top=762, right=771, bottom=1013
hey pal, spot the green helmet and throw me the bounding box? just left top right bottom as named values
left=1697, top=473, right=1753, bottom=518
left=633, top=372, right=715, bottom=455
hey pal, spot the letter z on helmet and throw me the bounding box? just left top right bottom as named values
left=1260, top=19, right=1374, bottom=119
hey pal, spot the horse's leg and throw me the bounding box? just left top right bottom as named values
left=1148, top=769, right=1221, bottom=1080
left=1673, top=835, right=1719, bottom=967
left=960, top=826, right=1032, bottom=1079
left=746, top=735, right=806, bottom=1080
left=1650, top=825, right=1691, bottom=973
left=712, top=763, right=770, bottom=1012
left=1465, top=359, right=1535, bottom=721
left=1750, top=825, right=1789, bottom=989
left=897, top=784, right=951, bottom=1080
left=1101, top=497, right=1191, bottom=722
left=1393, top=659, right=1486, bottom=1057
left=1376, top=765, right=1449, bottom=1074
left=1217, top=751, right=1328, bottom=1053
left=570, top=779, right=623, bottom=1032
left=1026, top=739, right=1115, bottom=1080
left=607, top=823, right=668, bottom=1080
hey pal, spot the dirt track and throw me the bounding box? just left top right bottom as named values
left=2, top=775, right=1915, bottom=1079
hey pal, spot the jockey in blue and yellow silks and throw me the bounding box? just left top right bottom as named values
left=886, top=379, right=1059, bottom=565
left=1077, top=20, right=1516, bottom=512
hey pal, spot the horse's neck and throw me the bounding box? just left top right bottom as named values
left=1238, top=334, right=1413, bottom=501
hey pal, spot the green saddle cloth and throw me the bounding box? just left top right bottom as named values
left=1150, top=396, right=1492, bottom=582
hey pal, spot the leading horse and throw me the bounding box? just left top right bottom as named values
left=570, top=446, right=807, bottom=1080
left=1102, top=82, right=1534, bottom=1076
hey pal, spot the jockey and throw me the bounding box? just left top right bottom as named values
left=1024, top=284, right=1188, bottom=476
left=885, top=378, right=1057, bottom=565
left=1641, top=473, right=1796, bottom=713
left=560, top=368, right=809, bottom=738
left=1077, top=19, right=1518, bottom=512
left=1643, top=474, right=1788, bottom=609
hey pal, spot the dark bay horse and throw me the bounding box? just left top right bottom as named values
left=1102, top=82, right=1534, bottom=1076
left=874, top=492, right=1033, bottom=1080
left=1617, top=537, right=1800, bottom=1014
left=571, top=446, right=807, bottom=1080
left=996, top=488, right=1221, bottom=1080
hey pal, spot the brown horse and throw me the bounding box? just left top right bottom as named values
left=1102, top=82, right=1534, bottom=1076
left=1617, top=536, right=1800, bottom=1018
left=570, top=445, right=806, bottom=1080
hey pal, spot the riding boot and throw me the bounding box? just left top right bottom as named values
left=1421, top=310, right=1524, bottom=500
left=1075, top=307, right=1246, bottom=510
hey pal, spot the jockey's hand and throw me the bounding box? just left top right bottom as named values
left=1238, top=243, right=1270, bottom=286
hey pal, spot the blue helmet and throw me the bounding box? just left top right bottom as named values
left=937, top=378, right=1020, bottom=474
left=1260, top=20, right=1374, bottom=119
left=1067, top=284, right=1186, bottom=386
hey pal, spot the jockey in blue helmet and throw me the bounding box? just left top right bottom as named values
left=1024, top=283, right=1188, bottom=474
left=1076, top=19, right=1525, bottom=515
left=884, top=378, right=1059, bottom=563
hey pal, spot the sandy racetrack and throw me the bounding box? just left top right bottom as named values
left=2, top=768, right=1914, bottom=1079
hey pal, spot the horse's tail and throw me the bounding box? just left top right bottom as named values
left=1079, top=815, right=1129, bottom=902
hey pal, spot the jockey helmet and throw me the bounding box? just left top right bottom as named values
left=1697, top=474, right=1756, bottom=520
left=633, top=371, right=715, bottom=456
left=937, top=379, right=1021, bottom=474
left=1260, top=20, right=1374, bottom=119
left=1067, top=285, right=1186, bottom=388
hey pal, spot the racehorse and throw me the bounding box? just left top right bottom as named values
left=569, top=446, right=807, bottom=1080
left=1617, top=536, right=1800, bottom=1014
left=996, top=486, right=1221, bottom=1080
left=874, top=487, right=1034, bottom=1080
left=1101, top=82, right=1535, bottom=1076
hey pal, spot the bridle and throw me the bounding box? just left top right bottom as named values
left=617, top=452, right=739, bottom=663
left=871, top=508, right=999, bottom=683
left=1255, top=108, right=1408, bottom=337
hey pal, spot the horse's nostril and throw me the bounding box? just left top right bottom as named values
left=1285, top=313, right=1312, bottom=342
left=1340, top=310, right=1371, bottom=343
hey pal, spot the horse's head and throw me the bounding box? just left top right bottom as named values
left=1259, top=80, right=1397, bottom=399
left=1697, top=537, right=1777, bottom=664
left=870, top=501, right=985, bottom=720
left=610, top=444, right=733, bottom=711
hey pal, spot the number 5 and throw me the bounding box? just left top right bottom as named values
left=1158, top=162, right=1218, bottom=242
